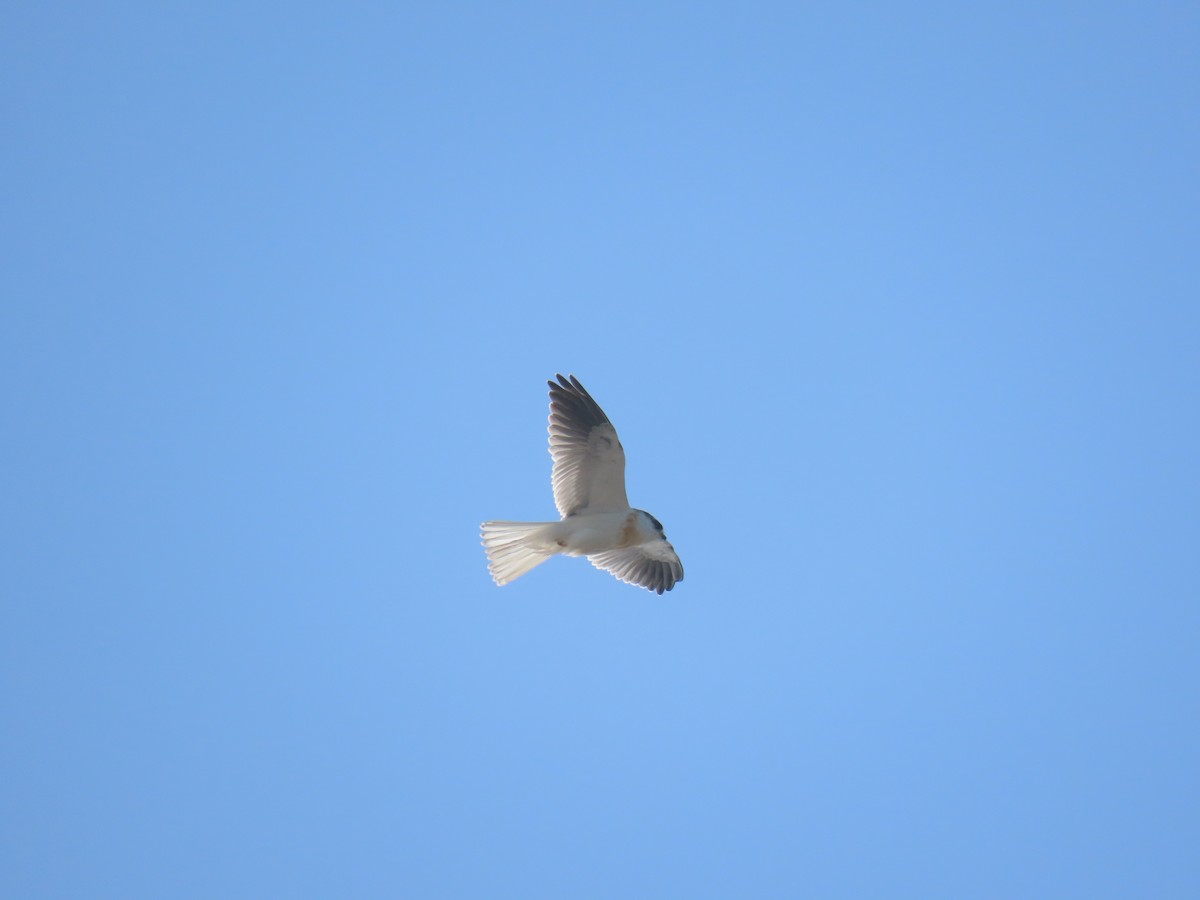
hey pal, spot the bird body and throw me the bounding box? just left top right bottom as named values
left=481, top=375, right=684, bottom=594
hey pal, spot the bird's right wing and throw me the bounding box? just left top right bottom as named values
left=588, top=539, right=684, bottom=595
left=547, top=374, right=630, bottom=517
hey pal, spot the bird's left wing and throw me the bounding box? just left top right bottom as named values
left=548, top=374, right=630, bottom=517
left=588, top=540, right=684, bottom=595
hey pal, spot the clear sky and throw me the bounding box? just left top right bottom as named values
left=3, top=2, right=1198, bottom=897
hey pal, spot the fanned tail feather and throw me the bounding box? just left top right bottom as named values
left=480, top=521, right=558, bottom=585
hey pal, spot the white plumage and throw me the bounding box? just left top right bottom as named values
left=481, top=375, right=684, bottom=594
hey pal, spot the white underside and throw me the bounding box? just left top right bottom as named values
left=481, top=509, right=638, bottom=585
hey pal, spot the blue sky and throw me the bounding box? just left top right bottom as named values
left=3, top=2, right=1198, bottom=897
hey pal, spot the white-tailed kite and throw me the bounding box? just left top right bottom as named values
left=481, top=374, right=684, bottom=594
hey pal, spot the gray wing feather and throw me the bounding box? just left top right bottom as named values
left=548, top=374, right=630, bottom=517
left=588, top=540, right=684, bottom=595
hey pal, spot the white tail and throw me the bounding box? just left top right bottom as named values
left=480, top=521, right=559, bottom=585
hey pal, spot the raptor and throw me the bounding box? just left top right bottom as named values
left=481, top=374, right=684, bottom=594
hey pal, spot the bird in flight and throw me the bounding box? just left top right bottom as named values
left=481, top=374, right=684, bottom=594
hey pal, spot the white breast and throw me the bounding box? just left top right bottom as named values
left=553, top=510, right=637, bottom=556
